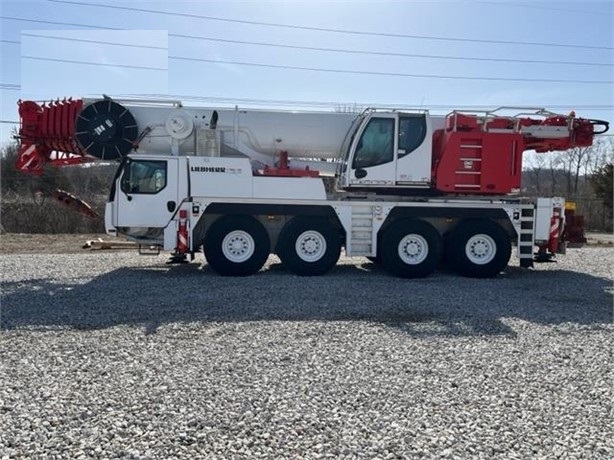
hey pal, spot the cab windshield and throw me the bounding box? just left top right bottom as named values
left=120, top=160, right=167, bottom=194
left=352, top=117, right=395, bottom=169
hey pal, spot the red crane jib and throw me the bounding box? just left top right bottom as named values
left=17, top=98, right=87, bottom=174
left=431, top=113, right=599, bottom=195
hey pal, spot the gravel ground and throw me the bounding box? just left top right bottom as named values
left=1, top=249, right=612, bottom=459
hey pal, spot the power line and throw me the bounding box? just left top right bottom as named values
left=6, top=32, right=610, bottom=68
left=47, top=0, right=613, bottom=51
left=21, top=33, right=167, bottom=50
left=4, top=15, right=612, bottom=70
left=168, top=35, right=612, bottom=68
left=0, top=15, right=117, bottom=30
left=0, top=84, right=21, bottom=91
left=126, top=93, right=614, bottom=112
left=21, top=55, right=167, bottom=71
left=170, top=56, right=614, bottom=84
left=5, top=87, right=612, bottom=112
left=8, top=53, right=614, bottom=84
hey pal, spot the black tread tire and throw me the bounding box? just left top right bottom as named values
left=380, top=219, right=442, bottom=278
left=203, top=215, right=270, bottom=276
left=366, top=255, right=380, bottom=264
left=446, top=219, right=511, bottom=278
left=277, top=217, right=341, bottom=276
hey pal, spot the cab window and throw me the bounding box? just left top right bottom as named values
left=352, top=118, right=394, bottom=169
left=398, top=115, right=427, bottom=158
left=120, top=160, right=167, bottom=194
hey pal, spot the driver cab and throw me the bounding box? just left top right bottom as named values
left=341, top=110, right=433, bottom=189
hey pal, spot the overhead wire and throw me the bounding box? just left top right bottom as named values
left=20, top=33, right=167, bottom=50
left=2, top=85, right=612, bottom=112
left=1, top=10, right=612, bottom=110
left=21, top=55, right=168, bottom=71
left=167, top=56, right=614, bottom=84
left=3, top=18, right=610, bottom=68
left=46, top=0, right=613, bottom=50
left=168, top=35, right=613, bottom=68
left=8, top=53, right=611, bottom=84
left=115, top=93, right=614, bottom=112
left=11, top=33, right=609, bottom=68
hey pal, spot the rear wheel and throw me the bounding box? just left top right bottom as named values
left=277, top=217, right=341, bottom=276
left=380, top=219, right=442, bottom=278
left=446, top=219, right=511, bottom=278
left=203, top=215, right=270, bottom=276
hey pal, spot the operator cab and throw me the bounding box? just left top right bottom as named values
left=338, top=110, right=433, bottom=190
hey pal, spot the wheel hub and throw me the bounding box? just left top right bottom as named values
left=295, top=231, right=326, bottom=262
left=222, top=230, right=255, bottom=263
left=465, top=234, right=496, bottom=265
left=398, top=234, right=428, bottom=265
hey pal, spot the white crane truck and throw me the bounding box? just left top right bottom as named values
left=16, top=97, right=609, bottom=278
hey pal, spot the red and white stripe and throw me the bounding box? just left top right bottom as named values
left=548, top=207, right=562, bottom=253
left=176, top=210, right=189, bottom=254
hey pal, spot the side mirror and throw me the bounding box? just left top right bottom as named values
left=355, top=168, right=367, bottom=179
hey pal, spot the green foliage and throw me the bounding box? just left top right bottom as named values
left=591, top=163, right=613, bottom=220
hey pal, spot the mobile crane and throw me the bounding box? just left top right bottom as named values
left=16, top=97, right=608, bottom=278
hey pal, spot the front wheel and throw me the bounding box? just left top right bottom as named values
left=276, top=217, right=341, bottom=276
left=380, top=219, right=442, bottom=278
left=203, top=215, right=270, bottom=276
left=446, top=219, right=511, bottom=278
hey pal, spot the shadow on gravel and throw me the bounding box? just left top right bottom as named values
left=1, top=260, right=612, bottom=336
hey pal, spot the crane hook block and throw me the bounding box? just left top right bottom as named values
left=75, top=100, right=138, bottom=160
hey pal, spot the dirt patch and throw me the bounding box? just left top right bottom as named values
left=585, top=233, right=614, bottom=247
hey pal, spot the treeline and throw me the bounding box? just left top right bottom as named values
left=1, top=142, right=117, bottom=233
left=1, top=138, right=612, bottom=234
left=522, top=138, right=613, bottom=232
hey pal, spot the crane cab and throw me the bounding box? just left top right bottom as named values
left=338, top=110, right=436, bottom=191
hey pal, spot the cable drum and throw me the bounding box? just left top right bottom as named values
left=75, top=100, right=138, bottom=159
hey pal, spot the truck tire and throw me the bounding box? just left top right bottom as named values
left=380, top=219, right=442, bottom=278
left=446, top=219, right=511, bottom=278
left=203, top=215, right=270, bottom=276
left=277, top=217, right=341, bottom=276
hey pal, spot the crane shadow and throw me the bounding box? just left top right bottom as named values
left=1, top=258, right=612, bottom=337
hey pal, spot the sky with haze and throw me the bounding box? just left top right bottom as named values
left=1, top=0, right=612, bottom=146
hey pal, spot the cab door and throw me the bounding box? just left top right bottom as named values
left=115, top=157, right=184, bottom=228
left=348, top=114, right=397, bottom=187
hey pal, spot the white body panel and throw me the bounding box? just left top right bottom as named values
left=112, top=103, right=358, bottom=161
left=114, top=157, right=186, bottom=228
left=535, top=197, right=565, bottom=242
left=396, top=114, right=445, bottom=184
left=188, top=157, right=326, bottom=200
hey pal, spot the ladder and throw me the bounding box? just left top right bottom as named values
left=347, top=205, right=375, bottom=256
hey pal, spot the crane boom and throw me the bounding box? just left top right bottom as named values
left=17, top=97, right=608, bottom=176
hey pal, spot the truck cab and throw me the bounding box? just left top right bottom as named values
left=105, top=154, right=188, bottom=243
left=338, top=110, right=438, bottom=190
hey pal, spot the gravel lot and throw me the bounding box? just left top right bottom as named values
left=1, top=247, right=613, bottom=459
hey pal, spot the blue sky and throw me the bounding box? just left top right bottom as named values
left=1, top=0, right=612, bottom=144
